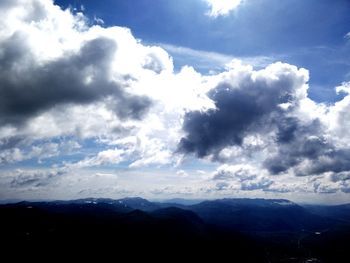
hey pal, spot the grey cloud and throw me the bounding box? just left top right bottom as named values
left=178, top=62, right=350, bottom=179
left=264, top=122, right=329, bottom=175
left=0, top=32, right=151, bottom=125
left=10, top=170, right=64, bottom=188
left=107, top=93, right=152, bottom=120
left=143, top=53, right=166, bottom=73
left=212, top=165, right=274, bottom=192
left=264, top=187, right=292, bottom=193
left=178, top=66, right=304, bottom=157
left=0, top=148, right=23, bottom=164
left=213, top=167, right=256, bottom=181
left=341, top=187, right=350, bottom=193
left=313, top=182, right=338, bottom=194
left=311, top=172, right=350, bottom=194
left=302, top=149, right=350, bottom=176
left=330, top=172, right=350, bottom=182
left=215, top=182, right=230, bottom=191
left=330, top=172, right=350, bottom=193
left=0, top=0, right=20, bottom=10
left=265, top=119, right=350, bottom=176
left=0, top=136, right=27, bottom=151
left=275, top=117, right=299, bottom=144
left=241, top=178, right=273, bottom=191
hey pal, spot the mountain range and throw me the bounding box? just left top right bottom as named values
left=1, top=197, right=349, bottom=262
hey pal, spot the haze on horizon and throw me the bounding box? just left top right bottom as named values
left=1, top=0, right=350, bottom=204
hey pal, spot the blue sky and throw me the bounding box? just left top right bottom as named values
left=57, top=0, right=350, bottom=102
left=1, top=0, right=350, bottom=203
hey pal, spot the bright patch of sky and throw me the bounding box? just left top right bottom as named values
left=204, top=0, right=243, bottom=17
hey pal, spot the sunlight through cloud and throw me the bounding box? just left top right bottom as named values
left=205, top=0, right=243, bottom=17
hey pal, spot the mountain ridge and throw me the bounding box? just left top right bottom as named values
left=1, top=197, right=349, bottom=262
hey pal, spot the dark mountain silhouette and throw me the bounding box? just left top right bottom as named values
left=115, top=197, right=161, bottom=211
left=304, top=203, right=350, bottom=223
left=0, top=197, right=349, bottom=262
left=188, top=198, right=334, bottom=232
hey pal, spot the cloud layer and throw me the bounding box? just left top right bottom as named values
left=0, top=0, right=350, bottom=200
left=0, top=2, right=156, bottom=126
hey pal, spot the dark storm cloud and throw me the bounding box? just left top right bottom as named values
left=178, top=66, right=303, bottom=157
left=264, top=119, right=327, bottom=174
left=265, top=118, right=350, bottom=176
left=0, top=33, right=151, bottom=125
left=178, top=85, right=266, bottom=157
left=107, top=93, right=152, bottom=120
left=275, top=117, right=299, bottom=144
left=178, top=63, right=350, bottom=178
left=303, top=148, right=350, bottom=175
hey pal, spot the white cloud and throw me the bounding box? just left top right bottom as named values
left=0, top=148, right=24, bottom=164
left=204, top=0, right=243, bottom=17
left=212, top=164, right=274, bottom=191
left=161, top=43, right=275, bottom=72
left=176, top=170, right=189, bottom=177
left=0, top=0, right=350, bottom=201
left=70, top=148, right=125, bottom=168
left=93, top=15, right=104, bottom=25
left=0, top=0, right=216, bottom=170
left=0, top=140, right=80, bottom=165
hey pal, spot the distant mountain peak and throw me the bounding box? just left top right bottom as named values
left=118, top=197, right=149, bottom=202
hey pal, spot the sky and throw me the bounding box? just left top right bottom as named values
left=0, top=0, right=350, bottom=204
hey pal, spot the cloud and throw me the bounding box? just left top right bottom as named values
left=10, top=169, right=64, bottom=188
left=213, top=164, right=257, bottom=181
left=178, top=60, right=350, bottom=192
left=1, top=0, right=350, bottom=199
left=0, top=7, right=152, bottom=125
left=204, top=0, right=243, bottom=17
left=176, top=170, right=189, bottom=177
left=93, top=16, right=104, bottom=25
left=212, top=164, right=274, bottom=191
left=0, top=148, right=23, bottom=164
left=69, top=148, right=125, bottom=168
left=178, top=62, right=309, bottom=158
left=0, top=139, right=80, bottom=165
left=264, top=121, right=329, bottom=175
left=264, top=82, right=350, bottom=176
left=0, top=0, right=181, bottom=168
left=309, top=171, right=350, bottom=194
left=161, top=43, right=276, bottom=73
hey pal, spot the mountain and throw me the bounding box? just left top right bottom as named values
left=188, top=198, right=333, bottom=232
left=304, top=203, right=350, bottom=223
left=159, top=198, right=204, bottom=205
left=1, top=197, right=349, bottom=262
left=116, top=197, right=161, bottom=211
